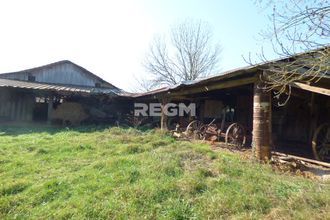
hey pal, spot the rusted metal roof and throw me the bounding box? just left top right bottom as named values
left=0, top=78, right=124, bottom=95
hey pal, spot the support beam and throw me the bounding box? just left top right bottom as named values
left=170, top=76, right=258, bottom=96
left=253, top=82, right=272, bottom=160
left=47, top=97, right=54, bottom=125
left=291, top=82, right=330, bottom=97
left=161, top=109, right=168, bottom=130
left=159, top=96, right=170, bottom=131
left=309, top=93, right=317, bottom=141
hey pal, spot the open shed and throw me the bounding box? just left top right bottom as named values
left=134, top=54, right=330, bottom=162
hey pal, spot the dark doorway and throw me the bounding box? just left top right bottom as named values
left=33, top=103, right=48, bottom=121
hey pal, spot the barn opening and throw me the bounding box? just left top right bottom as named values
left=165, top=84, right=254, bottom=146
left=272, top=86, right=330, bottom=161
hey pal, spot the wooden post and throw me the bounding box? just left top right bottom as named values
left=309, top=93, right=318, bottom=141
left=253, top=82, right=272, bottom=160
left=161, top=109, right=168, bottom=130
left=47, top=96, right=53, bottom=125
left=158, top=95, right=169, bottom=131
left=160, top=96, right=169, bottom=130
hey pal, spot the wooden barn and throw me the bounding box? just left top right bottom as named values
left=0, top=60, right=132, bottom=125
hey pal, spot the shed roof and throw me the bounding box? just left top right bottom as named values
left=0, top=78, right=127, bottom=96
left=134, top=46, right=330, bottom=98
left=133, top=64, right=259, bottom=98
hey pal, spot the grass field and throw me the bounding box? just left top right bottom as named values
left=0, top=126, right=329, bottom=219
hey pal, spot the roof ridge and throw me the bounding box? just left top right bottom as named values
left=0, top=77, right=121, bottom=90
left=0, top=60, right=120, bottom=90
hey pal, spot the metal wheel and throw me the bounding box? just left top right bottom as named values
left=312, top=123, right=330, bottom=161
left=185, top=120, right=204, bottom=139
left=186, top=120, right=203, bottom=132
left=225, top=123, right=246, bottom=148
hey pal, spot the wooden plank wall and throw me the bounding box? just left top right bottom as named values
left=272, top=91, right=330, bottom=145
left=0, top=88, right=34, bottom=122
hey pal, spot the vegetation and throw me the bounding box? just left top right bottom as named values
left=253, top=0, right=330, bottom=106
left=142, top=19, right=221, bottom=91
left=0, top=126, right=329, bottom=219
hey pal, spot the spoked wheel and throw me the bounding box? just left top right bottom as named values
left=225, top=123, right=246, bottom=148
left=312, top=123, right=330, bottom=161
left=185, top=120, right=204, bottom=139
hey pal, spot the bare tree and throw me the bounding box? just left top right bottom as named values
left=251, top=0, right=330, bottom=105
left=143, top=20, right=221, bottom=90
left=133, top=76, right=155, bottom=93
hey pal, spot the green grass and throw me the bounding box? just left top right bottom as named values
left=0, top=125, right=329, bottom=219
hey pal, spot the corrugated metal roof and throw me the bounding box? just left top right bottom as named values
left=0, top=60, right=119, bottom=90
left=134, top=64, right=258, bottom=97
left=134, top=46, right=330, bottom=98
left=0, top=78, right=124, bottom=95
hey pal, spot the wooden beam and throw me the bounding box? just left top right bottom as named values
left=169, top=95, right=195, bottom=101
left=309, top=93, right=317, bottom=141
left=291, top=82, right=330, bottom=97
left=157, top=95, right=170, bottom=131
left=170, top=76, right=258, bottom=96
left=272, top=151, right=330, bottom=168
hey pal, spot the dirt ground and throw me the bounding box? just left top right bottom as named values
left=206, top=141, right=330, bottom=181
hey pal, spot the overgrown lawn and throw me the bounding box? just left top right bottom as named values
left=0, top=126, right=329, bottom=219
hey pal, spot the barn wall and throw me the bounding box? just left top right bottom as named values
left=236, top=94, right=253, bottom=131
left=272, top=91, right=330, bottom=146
left=2, top=62, right=113, bottom=88
left=58, top=96, right=134, bottom=125
left=0, top=86, right=134, bottom=125
left=272, top=96, right=311, bottom=144
left=0, top=88, right=34, bottom=122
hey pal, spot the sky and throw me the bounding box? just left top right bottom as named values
left=0, top=0, right=276, bottom=91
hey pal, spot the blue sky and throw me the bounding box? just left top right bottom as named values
left=0, top=0, right=276, bottom=91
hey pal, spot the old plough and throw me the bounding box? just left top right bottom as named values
left=171, top=107, right=248, bottom=148
left=185, top=119, right=247, bottom=147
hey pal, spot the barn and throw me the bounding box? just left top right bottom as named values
left=0, top=49, right=329, bottom=162
left=0, top=60, right=132, bottom=125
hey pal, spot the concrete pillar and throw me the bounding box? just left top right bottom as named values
left=253, top=82, right=272, bottom=160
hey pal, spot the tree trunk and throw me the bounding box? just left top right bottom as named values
left=253, top=82, right=272, bottom=160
